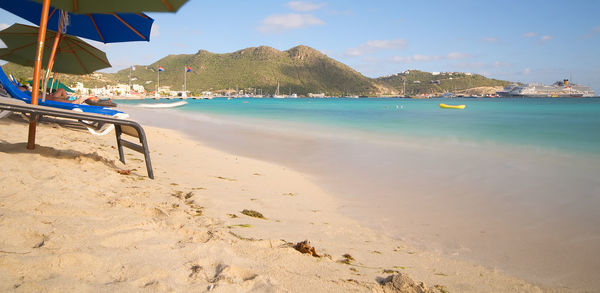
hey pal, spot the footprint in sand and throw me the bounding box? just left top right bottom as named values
left=208, top=264, right=280, bottom=291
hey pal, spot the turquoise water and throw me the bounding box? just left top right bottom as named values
left=119, top=97, right=600, bottom=154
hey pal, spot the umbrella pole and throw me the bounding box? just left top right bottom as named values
left=27, top=0, right=51, bottom=150
left=42, top=20, right=64, bottom=102
left=49, top=72, right=58, bottom=93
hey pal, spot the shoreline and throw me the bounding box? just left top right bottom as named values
left=0, top=114, right=550, bottom=292
left=119, top=104, right=600, bottom=291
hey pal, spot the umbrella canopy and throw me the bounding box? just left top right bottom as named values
left=0, top=0, right=154, bottom=43
left=31, top=0, right=189, bottom=13
left=0, top=24, right=111, bottom=75
left=27, top=78, right=74, bottom=92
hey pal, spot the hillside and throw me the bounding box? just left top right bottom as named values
left=377, top=70, right=510, bottom=95
left=112, top=45, right=394, bottom=96
left=2, top=46, right=513, bottom=96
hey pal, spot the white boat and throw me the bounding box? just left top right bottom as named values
left=136, top=100, right=187, bottom=108
left=497, top=79, right=595, bottom=97
left=272, top=82, right=285, bottom=98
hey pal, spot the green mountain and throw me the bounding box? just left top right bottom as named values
left=377, top=70, right=510, bottom=95
left=2, top=45, right=513, bottom=96
left=112, top=45, right=392, bottom=96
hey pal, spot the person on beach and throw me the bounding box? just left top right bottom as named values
left=45, top=88, right=116, bottom=107
left=46, top=88, right=87, bottom=104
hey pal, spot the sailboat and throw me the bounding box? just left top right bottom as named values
left=272, top=82, right=285, bottom=98
left=287, top=86, right=297, bottom=98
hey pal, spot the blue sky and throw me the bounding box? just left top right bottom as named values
left=1, top=0, right=600, bottom=92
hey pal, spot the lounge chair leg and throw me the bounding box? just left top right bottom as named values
left=136, top=127, right=154, bottom=179
left=115, top=125, right=125, bottom=164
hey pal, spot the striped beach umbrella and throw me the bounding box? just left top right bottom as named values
left=29, top=0, right=189, bottom=13
left=0, top=0, right=155, bottom=43
left=0, top=24, right=111, bottom=76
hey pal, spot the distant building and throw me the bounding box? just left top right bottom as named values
left=132, top=84, right=145, bottom=93
left=308, top=93, right=325, bottom=98
left=90, top=87, right=110, bottom=96
left=72, top=82, right=87, bottom=94
left=107, top=84, right=130, bottom=95
left=432, top=72, right=440, bottom=76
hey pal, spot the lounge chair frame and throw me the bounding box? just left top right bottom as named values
left=0, top=97, right=154, bottom=179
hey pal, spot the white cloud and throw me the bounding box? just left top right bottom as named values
left=522, top=32, right=537, bottom=37
left=366, top=39, right=407, bottom=50
left=391, top=56, right=411, bottom=63
left=446, top=52, right=470, bottom=60
left=540, top=35, right=553, bottom=41
left=523, top=68, right=531, bottom=75
left=345, top=48, right=362, bottom=56
left=454, top=62, right=485, bottom=68
left=391, top=54, right=434, bottom=63
left=493, top=61, right=512, bottom=67
left=150, top=24, right=160, bottom=38
left=391, top=51, right=469, bottom=63
left=345, top=39, right=407, bottom=56
left=258, top=13, right=324, bottom=33
left=483, top=37, right=498, bottom=42
left=413, top=54, right=438, bottom=62
left=287, top=1, right=326, bottom=12
left=583, top=26, right=600, bottom=39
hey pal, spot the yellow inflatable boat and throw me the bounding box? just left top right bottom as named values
left=439, top=103, right=466, bottom=109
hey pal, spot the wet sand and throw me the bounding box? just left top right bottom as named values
left=122, top=105, right=600, bottom=291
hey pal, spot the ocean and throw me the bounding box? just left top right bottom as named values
left=121, top=97, right=600, bottom=153
left=119, top=97, right=600, bottom=289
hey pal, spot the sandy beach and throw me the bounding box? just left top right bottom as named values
left=0, top=113, right=560, bottom=292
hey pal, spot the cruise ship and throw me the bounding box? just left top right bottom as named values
left=497, top=79, right=595, bottom=97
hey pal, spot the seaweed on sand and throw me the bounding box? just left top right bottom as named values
left=338, top=254, right=355, bottom=264
left=293, top=240, right=321, bottom=258
left=241, top=209, right=265, bottom=219
left=229, top=224, right=252, bottom=228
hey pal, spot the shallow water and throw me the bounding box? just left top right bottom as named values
left=120, top=97, right=600, bottom=154
left=119, top=97, right=600, bottom=290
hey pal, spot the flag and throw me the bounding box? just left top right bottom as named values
left=158, top=66, right=164, bottom=72
left=185, top=66, right=192, bottom=72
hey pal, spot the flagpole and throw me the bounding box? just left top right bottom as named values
left=157, top=69, right=160, bottom=97
left=184, top=66, right=187, bottom=94
left=129, top=65, right=132, bottom=93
